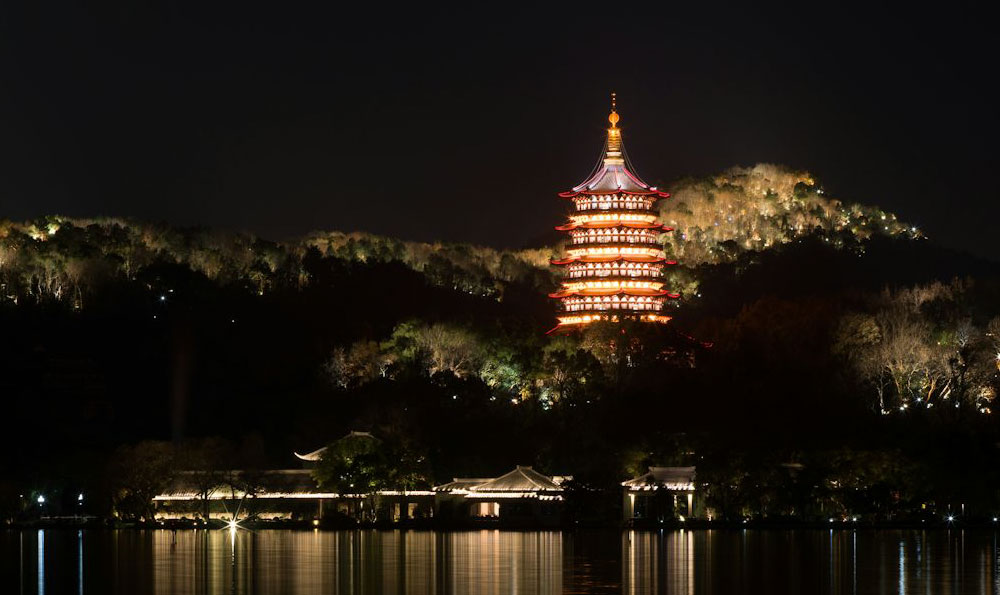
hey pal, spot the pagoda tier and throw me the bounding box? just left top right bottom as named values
left=567, top=228, right=664, bottom=245
left=555, top=220, right=673, bottom=231
left=562, top=261, right=670, bottom=279
left=568, top=195, right=659, bottom=212
left=549, top=96, right=678, bottom=331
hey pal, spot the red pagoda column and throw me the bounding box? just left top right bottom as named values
left=549, top=96, right=679, bottom=331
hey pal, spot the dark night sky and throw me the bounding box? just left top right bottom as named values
left=1, top=4, right=997, bottom=257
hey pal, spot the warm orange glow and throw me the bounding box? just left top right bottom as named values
left=552, top=253, right=667, bottom=265
left=568, top=212, right=659, bottom=225
left=557, top=313, right=672, bottom=327
left=566, top=245, right=664, bottom=258
left=571, top=195, right=656, bottom=211
left=562, top=280, right=663, bottom=292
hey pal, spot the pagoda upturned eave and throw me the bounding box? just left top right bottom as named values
left=550, top=254, right=677, bottom=265
left=555, top=221, right=674, bottom=231
left=560, top=154, right=667, bottom=197
left=558, top=188, right=670, bottom=198
left=548, top=288, right=677, bottom=299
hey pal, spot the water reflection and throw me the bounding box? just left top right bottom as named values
left=622, top=528, right=1000, bottom=594
left=37, top=529, right=43, bottom=595
left=149, top=529, right=562, bottom=594
left=77, top=530, right=83, bottom=595
left=10, top=528, right=1000, bottom=593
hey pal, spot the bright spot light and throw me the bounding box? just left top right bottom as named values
left=313, top=519, right=319, bottom=527
left=828, top=518, right=834, bottom=523
left=37, top=495, right=45, bottom=504
left=678, top=515, right=685, bottom=522
left=947, top=515, right=955, bottom=522
left=159, top=295, right=166, bottom=302
left=78, top=493, right=84, bottom=502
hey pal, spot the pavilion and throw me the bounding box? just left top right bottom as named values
left=622, top=466, right=700, bottom=524
left=433, top=465, right=570, bottom=527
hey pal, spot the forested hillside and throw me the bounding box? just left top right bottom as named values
left=4, top=164, right=1000, bottom=521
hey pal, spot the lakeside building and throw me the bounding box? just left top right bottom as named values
left=549, top=94, right=679, bottom=331
left=152, top=454, right=569, bottom=526
left=433, top=466, right=570, bottom=527
left=622, top=466, right=700, bottom=525
left=151, top=460, right=704, bottom=526
left=151, top=469, right=436, bottom=523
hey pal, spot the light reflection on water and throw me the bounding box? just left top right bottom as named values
left=7, top=528, right=1000, bottom=593
left=153, top=530, right=563, bottom=594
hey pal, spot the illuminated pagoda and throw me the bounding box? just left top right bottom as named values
left=549, top=95, right=678, bottom=330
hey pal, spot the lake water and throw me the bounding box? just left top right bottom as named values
left=3, top=528, right=1000, bottom=594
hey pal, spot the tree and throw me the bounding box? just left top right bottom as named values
left=834, top=313, right=889, bottom=412
left=176, top=437, right=234, bottom=522
left=107, top=441, right=175, bottom=522
left=325, top=341, right=395, bottom=389
left=312, top=433, right=429, bottom=522
left=386, top=321, right=484, bottom=378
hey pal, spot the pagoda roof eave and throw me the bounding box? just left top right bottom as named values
left=548, top=288, right=670, bottom=298
left=559, top=189, right=670, bottom=199
left=551, top=255, right=676, bottom=265
left=555, top=221, right=674, bottom=231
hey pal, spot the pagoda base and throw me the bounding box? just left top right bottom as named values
left=547, top=313, right=672, bottom=334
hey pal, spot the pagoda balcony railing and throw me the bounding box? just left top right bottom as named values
left=573, top=199, right=655, bottom=211
left=568, top=209, right=659, bottom=218
left=563, top=302, right=663, bottom=312
left=571, top=236, right=660, bottom=245
left=565, top=243, right=666, bottom=255
left=568, top=269, right=662, bottom=279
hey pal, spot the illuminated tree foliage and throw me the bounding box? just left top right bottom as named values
left=0, top=165, right=915, bottom=310
left=834, top=281, right=998, bottom=415
left=312, top=433, right=429, bottom=521
left=661, top=164, right=919, bottom=266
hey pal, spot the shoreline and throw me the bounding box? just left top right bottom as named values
left=6, top=518, right=997, bottom=532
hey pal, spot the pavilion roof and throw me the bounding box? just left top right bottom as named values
left=622, top=466, right=697, bottom=490
left=432, top=478, right=493, bottom=492
left=157, top=469, right=320, bottom=499
left=293, top=430, right=378, bottom=462
left=433, top=466, right=566, bottom=493
left=472, top=466, right=564, bottom=492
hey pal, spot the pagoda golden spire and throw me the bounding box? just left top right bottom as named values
left=605, top=92, right=622, bottom=161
